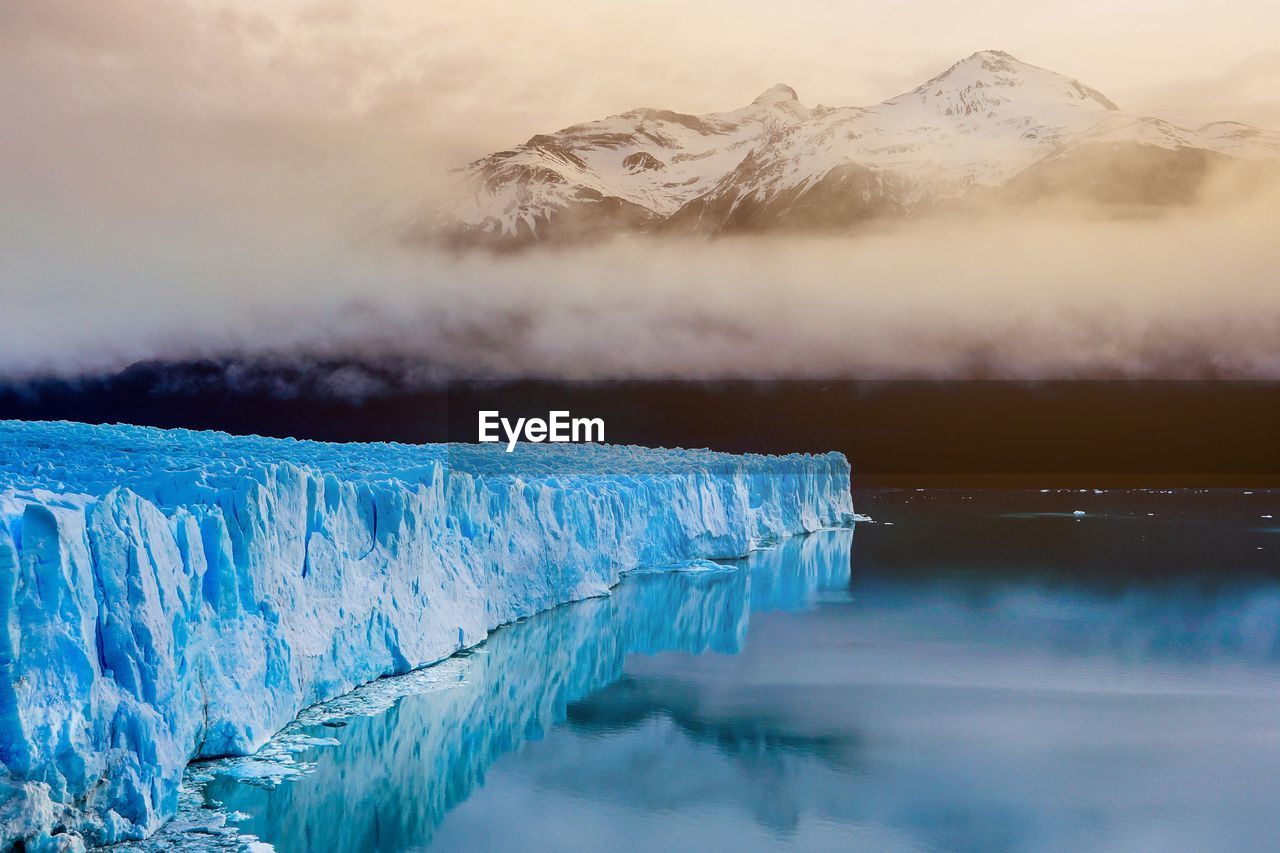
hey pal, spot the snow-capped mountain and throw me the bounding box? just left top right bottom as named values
left=414, top=51, right=1280, bottom=246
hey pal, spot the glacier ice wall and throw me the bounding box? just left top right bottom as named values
left=196, top=530, right=853, bottom=853
left=205, top=561, right=757, bottom=851
left=0, top=421, right=853, bottom=849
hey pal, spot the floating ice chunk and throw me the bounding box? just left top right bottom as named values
left=631, top=558, right=736, bottom=574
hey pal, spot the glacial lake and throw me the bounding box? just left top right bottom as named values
left=199, top=490, right=1280, bottom=852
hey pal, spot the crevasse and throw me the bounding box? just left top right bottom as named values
left=0, top=421, right=854, bottom=850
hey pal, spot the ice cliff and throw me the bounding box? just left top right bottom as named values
left=185, top=531, right=853, bottom=852
left=0, top=420, right=853, bottom=850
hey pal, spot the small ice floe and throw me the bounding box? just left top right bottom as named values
left=1263, top=515, right=1274, bottom=519
left=215, top=759, right=308, bottom=786
left=633, top=558, right=735, bottom=575
left=671, top=559, right=735, bottom=573
left=1073, top=510, right=1086, bottom=516
left=882, top=521, right=895, bottom=526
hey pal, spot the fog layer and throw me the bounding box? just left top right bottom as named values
left=2, top=1, right=1279, bottom=385
left=4, top=183, right=1280, bottom=382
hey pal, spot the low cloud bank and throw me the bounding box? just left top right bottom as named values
left=4, top=180, right=1280, bottom=387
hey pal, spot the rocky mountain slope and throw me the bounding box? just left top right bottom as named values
left=413, top=51, right=1280, bottom=247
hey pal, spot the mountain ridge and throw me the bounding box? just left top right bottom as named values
left=410, top=51, right=1280, bottom=247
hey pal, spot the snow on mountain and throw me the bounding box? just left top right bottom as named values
left=0, top=420, right=853, bottom=849
left=421, top=80, right=814, bottom=244
left=413, top=51, right=1280, bottom=246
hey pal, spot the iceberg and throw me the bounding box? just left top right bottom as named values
left=0, top=420, right=853, bottom=849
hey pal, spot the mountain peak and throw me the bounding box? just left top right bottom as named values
left=892, top=50, right=1120, bottom=113
left=426, top=51, right=1280, bottom=247
left=936, top=50, right=1055, bottom=83
left=963, top=49, right=1019, bottom=64
left=753, top=83, right=800, bottom=105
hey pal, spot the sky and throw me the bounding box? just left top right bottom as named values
left=1, top=0, right=1279, bottom=382
left=5, top=0, right=1280, bottom=213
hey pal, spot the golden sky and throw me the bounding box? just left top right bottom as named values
left=202, top=0, right=1280, bottom=147
left=9, top=0, right=1277, bottom=167
left=4, top=0, right=1277, bottom=250
left=2, top=1, right=1279, bottom=380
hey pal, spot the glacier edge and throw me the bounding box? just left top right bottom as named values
left=0, top=421, right=853, bottom=850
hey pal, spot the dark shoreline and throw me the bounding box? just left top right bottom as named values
left=4, top=368, right=1279, bottom=488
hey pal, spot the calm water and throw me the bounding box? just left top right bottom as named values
left=208, top=491, right=1280, bottom=852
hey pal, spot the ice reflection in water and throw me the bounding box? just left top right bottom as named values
left=207, top=532, right=851, bottom=850
left=213, top=493, right=1280, bottom=852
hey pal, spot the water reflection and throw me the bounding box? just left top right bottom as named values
left=426, top=496, right=1280, bottom=852
left=209, top=531, right=852, bottom=851
left=215, top=494, right=1280, bottom=852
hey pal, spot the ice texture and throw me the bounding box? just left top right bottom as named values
left=0, top=420, right=853, bottom=849
left=174, top=531, right=853, bottom=853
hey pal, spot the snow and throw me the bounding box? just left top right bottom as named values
left=437, top=86, right=816, bottom=236
left=428, top=50, right=1280, bottom=242
left=0, top=420, right=853, bottom=849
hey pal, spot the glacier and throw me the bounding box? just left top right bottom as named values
left=156, top=531, right=854, bottom=852
left=0, top=420, right=853, bottom=850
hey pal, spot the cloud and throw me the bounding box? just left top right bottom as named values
left=1115, top=50, right=1280, bottom=130
left=2, top=1, right=1280, bottom=390
left=4, top=173, right=1280, bottom=384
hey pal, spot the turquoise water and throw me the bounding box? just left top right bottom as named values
left=208, top=491, right=1280, bottom=852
